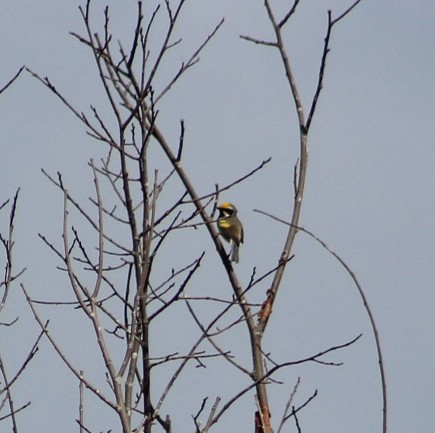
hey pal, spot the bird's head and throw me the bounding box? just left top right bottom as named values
left=217, top=202, right=237, bottom=217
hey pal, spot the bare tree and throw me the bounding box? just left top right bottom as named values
left=19, top=1, right=386, bottom=433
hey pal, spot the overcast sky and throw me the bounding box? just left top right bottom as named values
left=1, top=1, right=434, bottom=433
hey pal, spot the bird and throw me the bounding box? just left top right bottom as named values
left=216, top=202, right=244, bottom=263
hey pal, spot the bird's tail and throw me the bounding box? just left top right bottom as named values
left=230, top=242, right=239, bottom=263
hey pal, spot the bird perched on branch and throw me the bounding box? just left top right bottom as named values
left=216, top=202, right=244, bottom=263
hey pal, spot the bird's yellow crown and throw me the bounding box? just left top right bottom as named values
left=218, top=202, right=234, bottom=209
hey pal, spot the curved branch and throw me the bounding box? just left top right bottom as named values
left=296, top=225, right=387, bottom=433
left=254, top=208, right=387, bottom=433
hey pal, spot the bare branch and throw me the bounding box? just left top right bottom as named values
left=277, top=377, right=300, bottom=433
left=305, top=11, right=332, bottom=132
left=278, top=0, right=301, bottom=28
left=0, top=66, right=24, bottom=94
left=0, top=189, right=23, bottom=314
left=176, top=120, right=184, bottom=162
left=239, top=35, right=277, bottom=47
left=332, top=0, right=364, bottom=24
left=89, top=160, right=105, bottom=299
left=286, top=389, right=318, bottom=425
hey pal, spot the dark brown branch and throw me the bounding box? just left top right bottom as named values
left=176, top=120, right=184, bottom=162
left=239, top=35, right=277, bottom=47
left=182, top=157, right=271, bottom=204
left=306, top=0, right=364, bottom=132
left=278, top=0, right=301, bottom=28
left=192, top=397, right=208, bottom=433
left=305, top=11, right=332, bottom=132
left=286, top=389, right=318, bottom=424
left=0, top=401, right=31, bottom=423
left=0, top=328, right=42, bottom=395
left=332, top=0, right=364, bottom=24
left=126, top=1, right=143, bottom=69
left=0, top=66, right=24, bottom=94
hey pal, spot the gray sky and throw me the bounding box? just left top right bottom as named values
left=1, top=1, right=434, bottom=432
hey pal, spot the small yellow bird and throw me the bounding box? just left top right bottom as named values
left=216, top=202, right=244, bottom=263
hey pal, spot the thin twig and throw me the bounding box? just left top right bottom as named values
left=277, top=377, right=300, bottom=433
left=0, top=66, right=24, bottom=94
